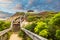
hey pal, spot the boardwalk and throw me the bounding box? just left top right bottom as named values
left=9, top=33, right=22, bottom=40
left=0, top=16, right=48, bottom=40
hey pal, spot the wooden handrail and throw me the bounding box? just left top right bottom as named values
left=0, top=20, right=13, bottom=36
left=0, top=28, right=11, bottom=36
left=21, top=28, right=48, bottom=40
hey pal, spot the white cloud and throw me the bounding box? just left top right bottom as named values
left=0, top=0, right=13, bottom=3
left=0, top=4, right=10, bottom=8
left=12, top=4, right=23, bottom=10
left=0, top=0, right=13, bottom=8
left=29, top=0, right=34, bottom=4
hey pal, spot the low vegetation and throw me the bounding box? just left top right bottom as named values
left=0, top=21, right=11, bottom=40
left=18, top=11, right=60, bottom=40
left=0, top=20, right=11, bottom=31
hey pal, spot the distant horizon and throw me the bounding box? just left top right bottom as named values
left=0, top=18, right=7, bottom=20
left=2, top=10, right=60, bottom=14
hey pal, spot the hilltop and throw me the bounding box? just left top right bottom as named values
left=6, top=11, right=58, bottom=22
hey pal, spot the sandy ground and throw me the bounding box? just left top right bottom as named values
left=9, top=33, right=22, bottom=40
left=9, top=21, right=28, bottom=40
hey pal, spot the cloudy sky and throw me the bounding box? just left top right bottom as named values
left=0, top=0, right=60, bottom=13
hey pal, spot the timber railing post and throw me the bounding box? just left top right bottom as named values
left=10, top=20, right=14, bottom=29
left=0, top=36, right=3, bottom=40
left=20, top=16, right=22, bottom=28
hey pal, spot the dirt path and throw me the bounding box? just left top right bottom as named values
left=9, top=33, right=22, bottom=40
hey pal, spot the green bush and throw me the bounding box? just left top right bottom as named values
left=18, top=30, right=25, bottom=38
left=56, top=30, right=60, bottom=40
left=27, top=16, right=41, bottom=22
left=48, top=38, right=53, bottom=40
left=26, top=37, right=32, bottom=40
left=49, top=13, right=60, bottom=27
left=48, top=13, right=60, bottom=40
left=25, top=22, right=36, bottom=32
left=34, top=22, right=48, bottom=34
left=18, top=30, right=32, bottom=40
left=39, top=29, right=49, bottom=38
left=0, top=20, right=11, bottom=31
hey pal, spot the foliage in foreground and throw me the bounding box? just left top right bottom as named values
left=0, top=20, right=11, bottom=31
left=25, top=22, right=36, bottom=32
left=18, top=30, right=32, bottom=40
left=48, top=13, right=60, bottom=40
left=19, top=12, right=60, bottom=40
left=0, top=20, right=11, bottom=40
